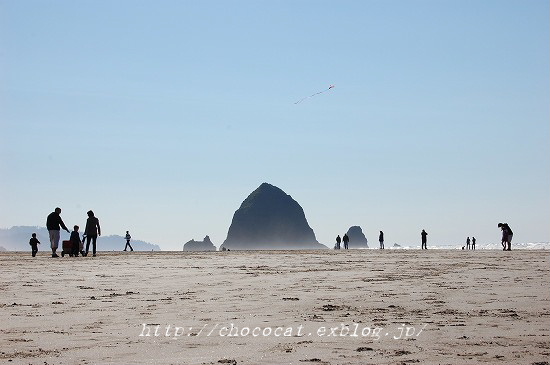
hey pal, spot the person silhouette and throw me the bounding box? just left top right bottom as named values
left=498, top=223, right=513, bottom=251
left=379, top=231, right=384, bottom=249
left=335, top=235, right=341, bottom=250
left=70, top=225, right=82, bottom=257
left=471, top=236, right=476, bottom=250
left=466, top=237, right=471, bottom=250
left=124, top=231, right=134, bottom=251
left=46, top=207, right=70, bottom=258
left=84, top=210, right=101, bottom=257
left=342, top=234, right=350, bottom=250
left=29, top=233, right=40, bottom=257
left=421, top=229, right=428, bottom=249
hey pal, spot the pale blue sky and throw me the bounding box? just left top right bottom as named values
left=1, top=0, right=549, bottom=250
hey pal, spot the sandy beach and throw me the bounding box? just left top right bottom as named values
left=1, top=249, right=548, bottom=365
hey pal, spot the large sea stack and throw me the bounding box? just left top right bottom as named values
left=221, top=183, right=325, bottom=250
left=346, top=226, right=369, bottom=248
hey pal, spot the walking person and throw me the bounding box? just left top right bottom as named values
left=342, top=234, right=350, bottom=250
left=335, top=235, right=341, bottom=250
left=46, top=207, right=70, bottom=258
left=466, top=237, right=471, bottom=250
left=124, top=231, right=134, bottom=251
left=379, top=231, right=384, bottom=249
left=29, top=233, right=40, bottom=257
left=471, top=236, right=476, bottom=250
left=84, top=210, right=101, bottom=257
left=421, top=229, right=428, bottom=250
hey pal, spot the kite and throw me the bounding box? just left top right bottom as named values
left=294, top=85, right=335, bottom=104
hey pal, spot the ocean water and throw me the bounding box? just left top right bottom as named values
left=384, top=242, right=550, bottom=250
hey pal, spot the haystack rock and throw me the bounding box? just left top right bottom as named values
left=183, top=235, right=216, bottom=251
left=345, top=226, right=369, bottom=248
left=221, top=183, right=326, bottom=250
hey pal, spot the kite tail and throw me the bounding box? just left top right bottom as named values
left=294, top=86, right=333, bottom=104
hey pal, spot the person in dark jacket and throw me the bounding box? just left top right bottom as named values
left=498, top=223, right=513, bottom=251
left=124, top=231, right=133, bottom=251
left=379, top=231, right=384, bottom=249
left=421, top=229, right=428, bottom=249
left=70, top=225, right=82, bottom=257
left=342, top=234, right=350, bottom=250
left=29, top=233, right=40, bottom=257
left=46, top=207, right=70, bottom=258
left=84, top=210, right=101, bottom=257
left=335, top=235, right=341, bottom=250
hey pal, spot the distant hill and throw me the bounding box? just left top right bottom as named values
left=0, top=226, right=161, bottom=251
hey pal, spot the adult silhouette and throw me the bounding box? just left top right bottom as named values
left=84, top=210, right=101, bottom=256
left=421, top=229, right=428, bottom=250
left=46, top=207, right=70, bottom=258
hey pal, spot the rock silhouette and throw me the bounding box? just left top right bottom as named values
left=183, top=235, right=217, bottom=251
left=221, top=183, right=325, bottom=250
left=345, top=226, right=369, bottom=248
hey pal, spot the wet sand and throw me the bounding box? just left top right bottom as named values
left=1, top=249, right=549, bottom=365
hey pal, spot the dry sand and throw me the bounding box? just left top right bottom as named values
left=1, top=249, right=548, bottom=365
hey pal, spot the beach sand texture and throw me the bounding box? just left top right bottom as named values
left=1, top=250, right=549, bottom=365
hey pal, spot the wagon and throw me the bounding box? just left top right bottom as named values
left=61, top=240, right=84, bottom=257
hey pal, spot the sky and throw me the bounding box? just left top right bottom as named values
left=1, top=0, right=549, bottom=250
